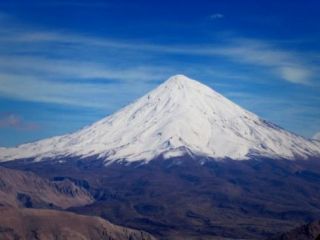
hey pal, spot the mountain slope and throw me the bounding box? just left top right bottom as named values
left=0, top=75, right=319, bottom=163
left=0, top=207, right=156, bottom=240
left=0, top=166, right=93, bottom=209
left=9, top=156, right=320, bottom=240
left=269, top=220, right=320, bottom=240
left=0, top=166, right=156, bottom=240
left=313, top=132, right=320, bottom=141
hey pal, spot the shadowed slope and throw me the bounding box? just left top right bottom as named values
left=0, top=166, right=93, bottom=209
left=269, top=220, right=320, bottom=240
left=0, top=207, right=156, bottom=240
left=5, top=156, right=320, bottom=239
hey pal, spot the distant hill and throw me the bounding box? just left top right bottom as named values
left=269, top=220, right=320, bottom=240
left=0, top=166, right=93, bottom=209
left=0, top=207, right=156, bottom=240
left=0, top=166, right=156, bottom=240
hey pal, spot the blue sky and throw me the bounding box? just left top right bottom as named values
left=0, top=0, right=320, bottom=146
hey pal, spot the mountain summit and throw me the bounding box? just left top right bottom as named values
left=0, top=75, right=319, bottom=163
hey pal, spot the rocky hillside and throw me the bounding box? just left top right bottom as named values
left=0, top=166, right=93, bottom=209
left=270, top=220, right=320, bottom=240
left=0, top=207, right=156, bottom=240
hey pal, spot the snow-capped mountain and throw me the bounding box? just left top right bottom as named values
left=0, top=75, right=320, bottom=163
left=313, top=132, right=320, bottom=141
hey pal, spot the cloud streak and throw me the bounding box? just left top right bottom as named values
left=209, top=13, right=224, bottom=19
left=208, top=39, right=315, bottom=84
left=0, top=113, right=39, bottom=130
left=0, top=72, right=159, bottom=109
left=2, top=27, right=315, bottom=85
left=0, top=12, right=318, bottom=111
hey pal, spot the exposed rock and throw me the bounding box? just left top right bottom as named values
left=0, top=166, right=93, bottom=209
left=0, top=207, right=156, bottom=240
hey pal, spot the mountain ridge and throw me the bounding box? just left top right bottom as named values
left=0, top=74, right=319, bottom=163
left=0, top=166, right=93, bottom=209
left=0, top=207, right=156, bottom=240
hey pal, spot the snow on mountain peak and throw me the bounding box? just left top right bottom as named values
left=0, top=75, right=320, bottom=163
left=162, top=74, right=217, bottom=94
left=313, top=132, right=320, bottom=141
left=163, top=74, right=202, bottom=87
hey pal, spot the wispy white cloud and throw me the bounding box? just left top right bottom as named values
left=0, top=72, right=158, bottom=109
left=0, top=12, right=318, bottom=113
left=0, top=14, right=317, bottom=84
left=0, top=113, right=39, bottom=130
left=207, top=39, right=315, bottom=84
left=279, top=66, right=312, bottom=84
left=209, top=13, right=224, bottom=19
left=2, top=29, right=316, bottom=85
left=0, top=56, right=170, bottom=82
